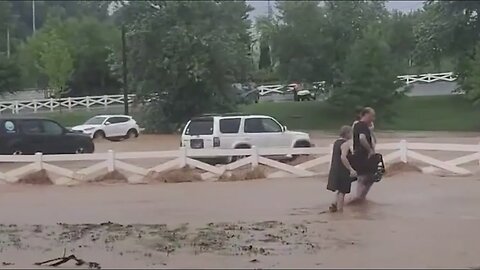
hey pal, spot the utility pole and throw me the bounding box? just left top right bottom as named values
left=6, top=25, right=10, bottom=58
left=32, top=0, right=36, bottom=34
left=121, top=24, right=129, bottom=115
left=267, top=0, right=273, bottom=20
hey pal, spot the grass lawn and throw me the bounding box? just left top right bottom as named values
left=242, top=95, right=480, bottom=132
left=43, top=95, right=479, bottom=132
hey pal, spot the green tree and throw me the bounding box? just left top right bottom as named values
left=328, top=24, right=404, bottom=117
left=60, top=16, right=121, bottom=96
left=37, top=29, right=73, bottom=98
left=18, top=13, right=121, bottom=95
left=385, top=10, right=418, bottom=73
left=0, top=55, right=21, bottom=94
left=256, top=15, right=274, bottom=70
left=117, top=1, right=253, bottom=132
left=415, top=1, right=480, bottom=103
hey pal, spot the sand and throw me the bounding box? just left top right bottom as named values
left=1, top=131, right=480, bottom=268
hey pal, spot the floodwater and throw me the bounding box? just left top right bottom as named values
left=0, top=172, right=479, bottom=268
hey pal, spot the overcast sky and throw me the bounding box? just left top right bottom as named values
left=247, top=1, right=425, bottom=19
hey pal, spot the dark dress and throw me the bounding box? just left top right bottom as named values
left=327, top=138, right=353, bottom=194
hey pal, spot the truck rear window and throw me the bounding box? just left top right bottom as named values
left=185, top=119, right=214, bottom=135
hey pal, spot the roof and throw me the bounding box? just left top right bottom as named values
left=0, top=116, right=51, bottom=120
left=191, top=114, right=273, bottom=120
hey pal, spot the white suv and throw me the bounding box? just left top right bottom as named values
left=71, top=115, right=140, bottom=140
left=181, top=114, right=312, bottom=161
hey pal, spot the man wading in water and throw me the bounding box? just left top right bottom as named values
left=350, top=107, right=377, bottom=203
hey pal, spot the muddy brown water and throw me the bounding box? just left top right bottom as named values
left=0, top=132, right=480, bottom=268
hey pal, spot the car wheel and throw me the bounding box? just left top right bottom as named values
left=125, top=129, right=138, bottom=139
left=93, top=130, right=105, bottom=140
left=75, top=147, right=85, bottom=154
left=12, top=150, right=23, bottom=155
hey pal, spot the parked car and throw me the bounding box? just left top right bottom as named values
left=71, top=115, right=140, bottom=140
left=0, top=117, right=94, bottom=155
left=181, top=114, right=312, bottom=162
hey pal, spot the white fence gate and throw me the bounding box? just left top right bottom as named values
left=0, top=140, right=478, bottom=186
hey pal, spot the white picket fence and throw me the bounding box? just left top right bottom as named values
left=397, top=72, right=457, bottom=85
left=0, top=140, right=478, bottom=186
left=0, top=94, right=136, bottom=114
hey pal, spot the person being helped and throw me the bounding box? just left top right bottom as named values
left=327, top=125, right=357, bottom=213
left=350, top=107, right=379, bottom=203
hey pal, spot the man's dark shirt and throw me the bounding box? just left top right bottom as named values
left=353, top=121, right=372, bottom=158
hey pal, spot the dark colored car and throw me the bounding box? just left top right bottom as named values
left=0, top=117, right=95, bottom=155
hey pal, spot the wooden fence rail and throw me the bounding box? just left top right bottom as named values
left=0, top=140, right=478, bottom=185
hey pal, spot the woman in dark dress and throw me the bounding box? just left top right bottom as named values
left=327, top=125, right=357, bottom=213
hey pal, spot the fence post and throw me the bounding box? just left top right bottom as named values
left=86, top=96, right=91, bottom=111
left=179, top=147, right=187, bottom=168
left=328, top=143, right=333, bottom=165
left=478, top=142, right=480, bottom=167
left=49, top=98, right=54, bottom=111
left=34, top=152, right=43, bottom=170
left=14, top=101, right=19, bottom=114
left=103, top=95, right=108, bottom=108
left=251, top=146, right=259, bottom=169
left=107, top=150, right=115, bottom=172
left=68, top=97, right=72, bottom=111
left=400, top=139, right=408, bottom=163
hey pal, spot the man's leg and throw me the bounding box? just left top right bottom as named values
left=347, top=176, right=366, bottom=204
left=336, top=192, right=345, bottom=212
left=358, top=174, right=374, bottom=200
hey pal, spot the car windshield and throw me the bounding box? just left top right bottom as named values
left=84, top=116, right=106, bottom=125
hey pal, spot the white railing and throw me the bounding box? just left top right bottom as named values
left=256, top=72, right=457, bottom=97
left=397, top=72, right=457, bottom=85
left=257, top=84, right=285, bottom=96
left=0, top=94, right=136, bottom=114
left=0, top=140, right=478, bottom=185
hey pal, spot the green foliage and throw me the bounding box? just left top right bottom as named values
left=37, top=29, right=73, bottom=98
left=417, top=1, right=480, bottom=104
left=328, top=24, right=405, bottom=116
left=0, top=55, right=21, bottom=94
left=121, top=1, right=253, bottom=132
left=18, top=13, right=120, bottom=95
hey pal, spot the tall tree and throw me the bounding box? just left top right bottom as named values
left=256, top=15, right=274, bottom=70
left=116, top=1, right=253, bottom=132
left=328, top=24, right=404, bottom=117
left=37, top=28, right=73, bottom=98
left=415, top=1, right=480, bottom=103
left=0, top=55, right=21, bottom=94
